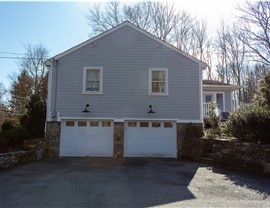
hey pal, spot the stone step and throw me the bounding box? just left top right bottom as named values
left=200, top=157, right=213, bottom=164
left=205, top=153, right=214, bottom=158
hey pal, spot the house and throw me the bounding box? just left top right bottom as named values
left=45, top=21, right=210, bottom=159
left=202, top=80, right=241, bottom=119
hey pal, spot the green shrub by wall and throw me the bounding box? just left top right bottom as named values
left=226, top=106, right=270, bottom=143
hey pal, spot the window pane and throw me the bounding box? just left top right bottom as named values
left=102, top=121, right=111, bottom=127
left=152, top=82, right=165, bottom=93
left=87, top=70, right=99, bottom=80
left=216, top=93, right=224, bottom=112
left=152, top=122, right=161, bottom=128
left=90, top=121, right=99, bottom=127
left=66, top=121, right=74, bottom=126
left=152, top=71, right=165, bottom=81
left=164, top=122, right=173, bottom=128
left=128, top=122, right=137, bottom=127
left=86, top=81, right=100, bottom=91
left=78, top=121, right=87, bottom=126
left=140, top=122, right=149, bottom=127
left=204, top=94, right=213, bottom=103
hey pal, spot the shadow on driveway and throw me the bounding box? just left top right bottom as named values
left=0, top=158, right=200, bottom=207
left=213, top=167, right=270, bottom=199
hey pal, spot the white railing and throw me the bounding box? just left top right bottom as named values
left=203, top=102, right=211, bottom=118
left=203, top=102, right=221, bottom=118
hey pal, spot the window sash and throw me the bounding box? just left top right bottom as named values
left=83, top=67, right=103, bottom=94
left=149, top=68, right=168, bottom=95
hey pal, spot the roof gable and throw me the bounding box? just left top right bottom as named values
left=50, top=21, right=207, bottom=69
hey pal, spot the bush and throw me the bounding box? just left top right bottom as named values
left=226, top=106, right=270, bottom=143
left=0, top=119, right=30, bottom=147
left=1, top=119, right=19, bottom=131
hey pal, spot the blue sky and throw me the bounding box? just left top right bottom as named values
left=0, top=1, right=241, bottom=91
left=0, top=2, right=90, bottom=88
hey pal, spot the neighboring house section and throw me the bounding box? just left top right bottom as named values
left=202, top=80, right=241, bottom=119
left=45, top=21, right=207, bottom=158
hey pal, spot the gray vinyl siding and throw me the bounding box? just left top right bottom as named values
left=50, top=25, right=201, bottom=120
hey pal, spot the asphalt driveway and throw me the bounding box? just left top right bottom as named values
left=0, top=158, right=270, bottom=208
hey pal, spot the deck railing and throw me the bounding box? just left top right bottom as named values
left=203, top=102, right=230, bottom=120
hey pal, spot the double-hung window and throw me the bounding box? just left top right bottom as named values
left=83, top=67, right=103, bottom=94
left=149, top=68, right=168, bottom=95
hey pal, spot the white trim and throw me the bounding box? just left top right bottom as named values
left=83, top=67, right=103, bottom=94
left=46, top=64, right=53, bottom=121
left=199, top=66, right=203, bottom=122
left=60, top=117, right=202, bottom=123
left=50, top=22, right=207, bottom=69
left=203, top=91, right=226, bottom=112
left=149, top=68, right=168, bottom=96
left=203, top=84, right=241, bottom=91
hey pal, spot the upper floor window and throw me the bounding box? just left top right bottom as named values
left=149, top=68, right=168, bottom=95
left=83, top=67, right=103, bottom=94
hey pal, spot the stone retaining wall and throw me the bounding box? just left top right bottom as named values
left=0, top=139, right=46, bottom=170
left=212, top=139, right=270, bottom=175
left=177, top=123, right=204, bottom=160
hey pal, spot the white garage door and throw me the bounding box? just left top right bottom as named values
left=124, top=121, right=177, bottom=158
left=60, top=120, right=114, bottom=157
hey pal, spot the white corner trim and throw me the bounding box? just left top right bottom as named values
left=46, top=65, right=53, bottom=121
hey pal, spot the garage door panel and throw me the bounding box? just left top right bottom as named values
left=60, top=120, right=113, bottom=157
left=124, top=121, right=177, bottom=158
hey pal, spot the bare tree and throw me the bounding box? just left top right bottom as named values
left=174, top=17, right=213, bottom=79
left=87, top=2, right=123, bottom=35
left=0, top=82, right=6, bottom=105
left=215, top=20, right=247, bottom=105
left=172, top=11, right=194, bottom=53
left=149, top=2, right=182, bottom=41
left=237, top=1, right=270, bottom=65
left=17, top=43, right=49, bottom=102
left=123, top=2, right=152, bottom=30
left=86, top=2, right=186, bottom=41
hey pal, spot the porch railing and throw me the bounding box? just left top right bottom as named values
left=203, top=102, right=230, bottom=120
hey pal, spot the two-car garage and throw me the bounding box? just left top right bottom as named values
left=60, top=120, right=177, bottom=158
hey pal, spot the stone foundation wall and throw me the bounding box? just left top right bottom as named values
left=0, top=139, right=46, bottom=170
left=113, top=122, right=124, bottom=158
left=212, top=139, right=270, bottom=175
left=177, top=123, right=204, bottom=160
left=46, top=121, right=61, bottom=158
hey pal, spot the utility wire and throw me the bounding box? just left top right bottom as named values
left=0, top=51, right=24, bottom=55
left=0, top=56, right=28, bottom=60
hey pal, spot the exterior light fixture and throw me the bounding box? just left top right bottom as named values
left=82, top=104, right=90, bottom=113
left=147, top=105, right=155, bottom=113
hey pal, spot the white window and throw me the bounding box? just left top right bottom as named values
left=149, top=68, right=168, bottom=95
left=83, top=67, right=103, bottom=94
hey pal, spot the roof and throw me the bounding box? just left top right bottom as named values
left=203, top=80, right=231, bottom=85
left=47, top=21, right=207, bottom=70
left=203, top=80, right=241, bottom=91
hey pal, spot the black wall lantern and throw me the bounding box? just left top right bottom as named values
left=82, top=104, right=90, bottom=113
left=147, top=105, right=155, bottom=113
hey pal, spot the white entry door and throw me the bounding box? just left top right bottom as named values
left=124, top=121, right=177, bottom=158
left=60, top=120, right=114, bottom=157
